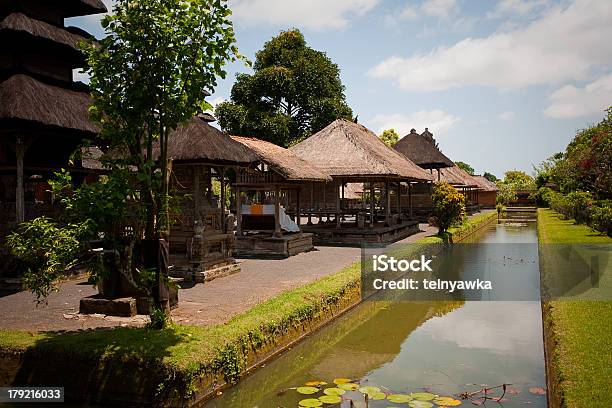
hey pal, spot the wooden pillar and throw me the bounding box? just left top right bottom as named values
left=437, top=168, right=441, bottom=181
left=220, top=167, right=226, bottom=233
left=408, top=182, right=413, bottom=219
left=396, top=182, right=402, bottom=217
left=236, top=184, right=242, bottom=236
left=308, top=182, right=313, bottom=225
left=193, top=166, right=200, bottom=220
left=321, top=181, right=327, bottom=223
left=15, top=136, right=25, bottom=224
left=370, top=183, right=375, bottom=227
left=296, top=188, right=301, bottom=227
left=274, top=186, right=282, bottom=237
left=385, top=180, right=391, bottom=226
left=335, top=180, right=341, bottom=228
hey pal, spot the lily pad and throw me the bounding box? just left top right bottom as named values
left=368, top=391, right=387, bottom=400
left=319, top=395, right=343, bottom=404
left=333, top=378, right=352, bottom=385
left=409, top=392, right=437, bottom=401
left=409, top=401, right=434, bottom=408
left=323, top=388, right=346, bottom=396
left=297, top=386, right=320, bottom=395
left=528, top=387, right=546, bottom=395
left=359, top=386, right=382, bottom=394
left=337, top=383, right=359, bottom=391
left=433, top=396, right=462, bottom=406
left=306, top=381, right=328, bottom=387
left=299, top=398, right=324, bottom=407
left=388, top=394, right=414, bottom=403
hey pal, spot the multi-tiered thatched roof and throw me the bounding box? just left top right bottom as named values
left=231, top=136, right=331, bottom=182
left=289, top=119, right=433, bottom=181
left=0, top=74, right=97, bottom=134
left=394, top=128, right=454, bottom=169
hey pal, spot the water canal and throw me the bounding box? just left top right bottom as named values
left=205, top=218, right=547, bottom=408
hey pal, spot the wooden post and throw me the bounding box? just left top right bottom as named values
left=397, top=181, right=402, bottom=217
left=296, top=188, right=301, bottom=227
left=370, top=183, right=375, bottom=227
left=220, top=166, right=226, bottom=233
left=308, top=182, right=313, bottom=225
left=385, top=179, right=391, bottom=226
left=274, top=186, right=282, bottom=237
left=321, top=181, right=327, bottom=223
left=437, top=168, right=441, bottom=181
left=15, top=136, right=25, bottom=224
left=236, top=184, right=242, bottom=236
left=335, top=180, right=341, bottom=228
left=193, top=166, right=200, bottom=221
left=408, top=182, right=413, bottom=219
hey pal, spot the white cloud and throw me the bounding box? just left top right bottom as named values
left=369, top=110, right=460, bottom=137
left=498, top=111, right=516, bottom=120
left=544, top=73, right=612, bottom=118
left=230, top=0, right=379, bottom=30
left=487, top=0, right=551, bottom=18
left=396, top=0, right=458, bottom=21
left=369, top=0, right=612, bottom=91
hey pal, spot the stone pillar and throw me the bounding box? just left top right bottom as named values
left=220, top=167, right=226, bottom=232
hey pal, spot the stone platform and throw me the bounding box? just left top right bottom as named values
left=301, top=220, right=420, bottom=246
left=234, top=233, right=314, bottom=258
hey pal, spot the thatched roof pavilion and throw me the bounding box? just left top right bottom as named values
left=394, top=128, right=454, bottom=170
left=231, top=136, right=331, bottom=182
left=290, top=119, right=433, bottom=182
left=473, top=175, right=499, bottom=192
left=163, top=118, right=258, bottom=166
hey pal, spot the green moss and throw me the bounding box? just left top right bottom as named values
left=538, top=208, right=612, bottom=408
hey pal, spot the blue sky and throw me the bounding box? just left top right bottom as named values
left=69, top=0, right=612, bottom=178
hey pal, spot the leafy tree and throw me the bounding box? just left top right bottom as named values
left=431, top=182, right=466, bottom=234
left=216, top=29, right=353, bottom=147
left=380, top=129, right=399, bottom=147
left=455, top=161, right=474, bottom=175
left=502, top=170, right=536, bottom=191
left=496, top=182, right=517, bottom=205
left=483, top=172, right=499, bottom=183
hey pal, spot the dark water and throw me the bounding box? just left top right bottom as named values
left=205, top=221, right=547, bottom=408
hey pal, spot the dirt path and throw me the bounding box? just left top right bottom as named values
left=0, top=224, right=437, bottom=332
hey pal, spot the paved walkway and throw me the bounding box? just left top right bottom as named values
left=0, top=224, right=437, bottom=332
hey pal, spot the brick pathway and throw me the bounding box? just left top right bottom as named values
left=0, top=224, right=437, bottom=332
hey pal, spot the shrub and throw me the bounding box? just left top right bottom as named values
left=566, top=191, right=594, bottom=224
left=431, top=182, right=466, bottom=234
left=590, top=203, right=612, bottom=236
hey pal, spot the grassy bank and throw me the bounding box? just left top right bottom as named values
left=538, top=208, right=611, bottom=408
left=0, top=211, right=497, bottom=405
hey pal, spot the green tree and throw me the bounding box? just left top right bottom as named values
left=431, top=182, right=466, bottom=235
left=496, top=182, right=517, bottom=205
left=483, top=172, right=499, bottom=182
left=455, top=161, right=475, bottom=175
left=379, top=129, right=399, bottom=147
left=503, top=170, right=536, bottom=191
left=216, top=29, right=353, bottom=147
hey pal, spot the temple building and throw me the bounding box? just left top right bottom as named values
left=0, top=0, right=107, bottom=277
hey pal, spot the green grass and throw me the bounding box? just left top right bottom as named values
left=538, top=208, right=612, bottom=408
left=0, top=211, right=498, bottom=401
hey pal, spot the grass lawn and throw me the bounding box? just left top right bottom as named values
left=538, top=208, right=612, bottom=408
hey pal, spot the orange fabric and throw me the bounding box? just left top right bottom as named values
left=250, top=204, right=264, bottom=215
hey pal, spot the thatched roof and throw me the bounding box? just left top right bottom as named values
left=161, top=118, right=258, bottom=165
left=343, top=183, right=364, bottom=199
left=0, top=13, right=91, bottom=52
left=289, top=119, right=433, bottom=181
left=394, top=128, right=454, bottom=169
left=439, top=165, right=481, bottom=188
left=63, top=0, right=108, bottom=17
left=473, top=176, right=499, bottom=192
left=231, top=136, right=331, bottom=182
left=0, top=74, right=97, bottom=133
